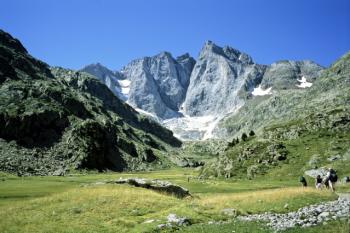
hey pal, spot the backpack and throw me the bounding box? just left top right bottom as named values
left=329, top=170, right=338, bottom=182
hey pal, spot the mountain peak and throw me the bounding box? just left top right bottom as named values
left=199, top=41, right=253, bottom=64
left=0, top=29, right=27, bottom=54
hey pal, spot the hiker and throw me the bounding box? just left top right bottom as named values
left=325, top=168, right=337, bottom=192
left=315, top=175, right=322, bottom=189
left=299, top=176, right=307, bottom=187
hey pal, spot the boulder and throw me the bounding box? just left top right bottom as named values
left=342, top=176, right=350, bottom=183
left=113, top=178, right=191, bottom=198
left=304, top=168, right=328, bottom=178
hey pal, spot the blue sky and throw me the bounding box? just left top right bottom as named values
left=1, top=0, right=349, bottom=70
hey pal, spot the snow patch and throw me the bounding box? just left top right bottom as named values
left=252, top=85, right=272, bottom=96
left=296, top=76, right=313, bottom=88
left=105, top=76, right=112, bottom=89
left=163, top=115, right=219, bottom=141
left=117, top=79, right=131, bottom=96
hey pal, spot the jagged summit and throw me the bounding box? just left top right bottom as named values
left=199, top=40, right=253, bottom=64
left=119, top=51, right=195, bottom=119
left=183, top=41, right=264, bottom=117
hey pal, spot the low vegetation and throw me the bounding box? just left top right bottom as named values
left=1, top=169, right=348, bottom=233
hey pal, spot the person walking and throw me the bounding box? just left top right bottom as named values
left=325, top=168, right=338, bottom=192
left=315, top=175, right=322, bottom=189
left=299, top=176, right=307, bottom=187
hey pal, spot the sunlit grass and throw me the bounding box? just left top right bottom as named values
left=0, top=168, right=342, bottom=233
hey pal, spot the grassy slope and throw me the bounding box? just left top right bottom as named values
left=1, top=169, right=347, bottom=233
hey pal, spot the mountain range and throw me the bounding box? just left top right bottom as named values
left=81, top=41, right=323, bottom=140
left=0, top=28, right=349, bottom=177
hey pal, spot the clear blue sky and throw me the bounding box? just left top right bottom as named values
left=1, top=0, right=349, bottom=70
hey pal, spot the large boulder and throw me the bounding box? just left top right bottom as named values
left=304, top=168, right=328, bottom=178
left=113, top=178, right=191, bottom=198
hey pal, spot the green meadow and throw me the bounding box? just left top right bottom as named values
left=1, top=169, right=349, bottom=233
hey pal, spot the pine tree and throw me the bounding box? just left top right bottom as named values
left=249, top=130, right=255, bottom=137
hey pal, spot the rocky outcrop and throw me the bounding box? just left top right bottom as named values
left=112, top=178, right=191, bottom=198
left=120, top=52, right=195, bottom=119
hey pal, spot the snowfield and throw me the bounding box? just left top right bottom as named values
left=296, top=76, right=313, bottom=88
left=252, top=85, right=272, bottom=96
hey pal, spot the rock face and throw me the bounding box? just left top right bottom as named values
left=113, top=178, right=191, bottom=198
left=120, top=52, right=195, bottom=119
left=183, top=41, right=266, bottom=117
left=260, top=60, right=323, bottom=90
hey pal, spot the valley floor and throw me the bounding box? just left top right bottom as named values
left=0, top=169, right=349, bottom=233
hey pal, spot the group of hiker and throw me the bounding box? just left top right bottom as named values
left=299, top=167, right=338, bottom=192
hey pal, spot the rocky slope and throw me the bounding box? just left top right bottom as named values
left=0, top=29, right=181, bottom=176
left=200, top=51, right=350, bottom=179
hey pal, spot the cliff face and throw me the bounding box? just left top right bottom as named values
left=183, top=41, right=266, bottom=117
left=120, top=52, right=195, bottom=119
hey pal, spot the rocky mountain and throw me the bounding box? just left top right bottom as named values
left=81, top=41, right=324, bottom=141
left=260, top=60, right=323, bottom=90
left=201, top=51, right=350, bottom=179
left=0, top=29, right=181, bottom=176
left=183, top=41, right=266, bottom=117
left=120, top=52, right=195, bottom=119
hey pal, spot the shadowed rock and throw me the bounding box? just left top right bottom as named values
left=112, top=178, right=191, bottom=198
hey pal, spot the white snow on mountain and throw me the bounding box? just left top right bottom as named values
left=163, top=115, right=218, bottom=141
left=296, top=76, right=313, bottom=88
left=117, top=79, right=131, bottom=96
left=252, top=85, right=272, bottom=96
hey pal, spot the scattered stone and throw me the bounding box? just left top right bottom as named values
left=221, top=208, right=237, bottom=217
left=318, top=212, right=330, bottom=218
left=167, top=213, right=190, bottom=226
left=112, top=178, right=191, bottom=198
left=143, top=219, right=155, bottom=224
left=94, top=181, right=106, bottom=185
left=238, top=196, right=350, bottom=232
left=327, top=155, right=342, bottom=162
left=157, top=214, right=191, bottom=229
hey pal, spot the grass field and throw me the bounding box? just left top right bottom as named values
left=1, top=169, right=349, bottom=233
